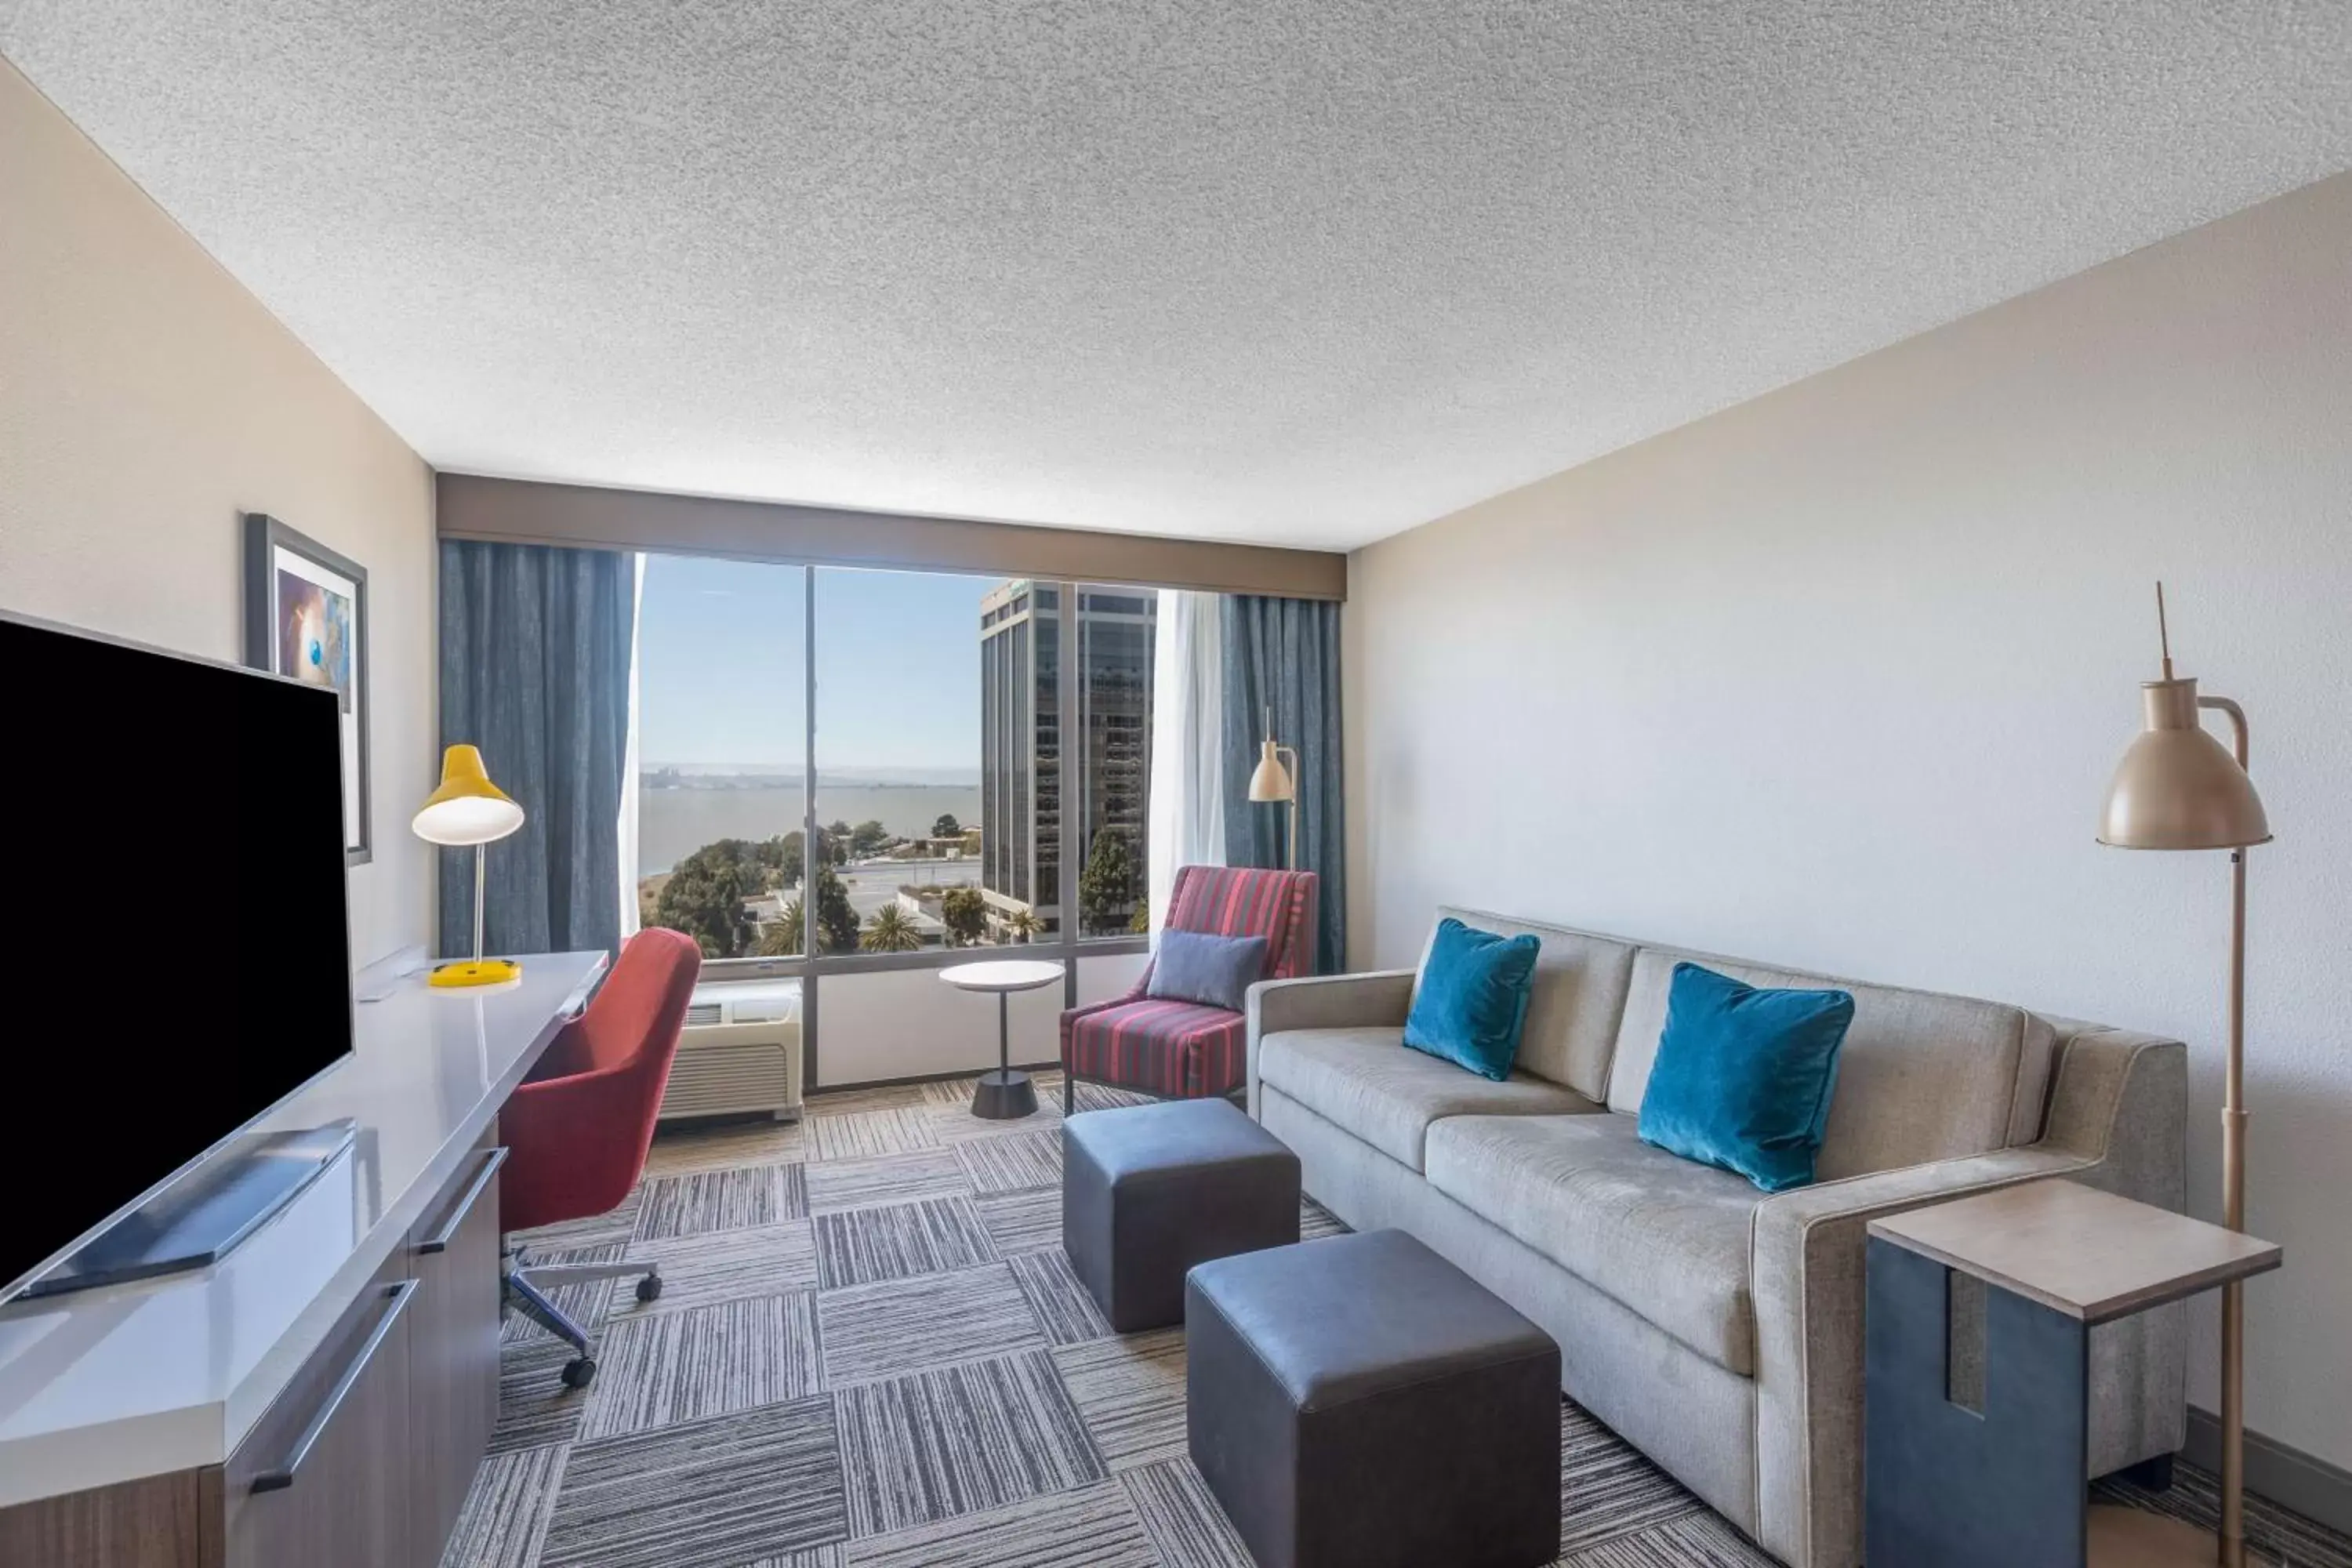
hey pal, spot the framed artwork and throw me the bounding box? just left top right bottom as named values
left=244, top=513, right=372, bottom=865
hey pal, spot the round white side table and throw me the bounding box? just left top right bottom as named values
left=938, top=959, right=1065, bottom=1120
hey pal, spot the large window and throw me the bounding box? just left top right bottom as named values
left=813, top=567, right=994, bottom=953
left=632, top=556, right=1158, bottom=1080
left=632, top=555, right=808, bottom=961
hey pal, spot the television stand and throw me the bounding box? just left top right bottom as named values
left=24, top=1120, right=358, bottom=1298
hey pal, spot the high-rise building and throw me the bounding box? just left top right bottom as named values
left=981, top=581, right=1156, bottom=936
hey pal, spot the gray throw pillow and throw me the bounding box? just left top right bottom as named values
left=1145, top=931, right=1271, bottom=1014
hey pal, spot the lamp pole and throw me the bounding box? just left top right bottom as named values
left=2209, top=693, right=2252, bottom=1568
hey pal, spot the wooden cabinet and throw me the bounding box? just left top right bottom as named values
left=220, top=1252, right=416, bottom=1568
left=0, top=1143, right=509, bottom=1568
left=405, top=1137, right=507, bottom=1562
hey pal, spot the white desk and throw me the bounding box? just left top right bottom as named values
left=0, top=950, right=606, bottom=1508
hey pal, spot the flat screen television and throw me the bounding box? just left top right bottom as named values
left=0, top=611, right=355, bottom=1304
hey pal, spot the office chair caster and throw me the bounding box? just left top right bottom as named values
left=561, top=1357, right=597, bottom=1391
left=636, top=1274, right=663, bottom=1303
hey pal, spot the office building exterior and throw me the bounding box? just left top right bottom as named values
left=980, top=581, right=1156, bottom=935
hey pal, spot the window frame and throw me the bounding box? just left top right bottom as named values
left=673, top=565, right=1152, bottom=1086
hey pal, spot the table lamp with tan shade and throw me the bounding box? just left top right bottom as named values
left=2091, top=584, right=2274, bottom=1568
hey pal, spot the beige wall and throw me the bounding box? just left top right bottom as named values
left=1348, top=171, right=2352, bottom=1470
left=0, top=60, right=436, bottom=966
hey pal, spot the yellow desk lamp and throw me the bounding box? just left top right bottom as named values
left=412, top=744, right=526, bottom=989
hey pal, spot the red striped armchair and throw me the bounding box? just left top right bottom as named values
left=1059, top=865, right=1320, bottom=1114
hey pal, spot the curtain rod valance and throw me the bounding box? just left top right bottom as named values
left=436, top=474, right=1348, bottom=601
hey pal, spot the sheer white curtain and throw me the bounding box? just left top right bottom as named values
left=1148, top=589, right=1227, bottom=936
left=616, top=553, right=647, bottom=940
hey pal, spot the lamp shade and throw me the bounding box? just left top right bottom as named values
left=2098, top=678, right=2270, bottom=851
left=1248, top=740, right=1295, bottom=804
left=412, top=744, right=525, bottom=847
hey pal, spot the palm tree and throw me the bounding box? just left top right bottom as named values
left=1004, top=908, right=1041, bottom=944
left=757, top=899, right=804, bottom=956
left=861, top=904, right=924, bottom=953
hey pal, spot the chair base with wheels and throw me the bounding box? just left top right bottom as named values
left=501, top=1245, right=666, bottom=1389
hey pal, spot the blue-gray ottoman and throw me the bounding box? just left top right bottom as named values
left=1187, top=1229, right=1562, bottom=1568
left=1062, top=1098, right=1300, bottom=1333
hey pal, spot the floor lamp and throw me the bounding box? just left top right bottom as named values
left=2092, top=586, right=2273, bottom=1568
left=1248, top=706, right=1299, bottom=869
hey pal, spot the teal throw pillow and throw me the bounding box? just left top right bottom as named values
left=1401, top=917, right=1541, bottom=1081
left=1638, top=962, right=1854, bottom=1193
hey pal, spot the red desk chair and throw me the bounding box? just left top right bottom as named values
left=1059, top=866, right=1319, bottom=1114
left=501, top=925, right=700, bottom=1389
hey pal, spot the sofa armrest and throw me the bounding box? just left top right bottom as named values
left=1746, top=1026, right=2187, bottom=1568
left=1243, top=968, right=1416, bottom=1118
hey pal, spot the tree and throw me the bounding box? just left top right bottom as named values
left=1004, top=907, right=1041, bottom=944
left=753, top=862, right=858, bottom=955
left=1079, top=826, right=1137, bottom=936
left=1129, top=902, right=1150, bottom=935
left=861, top=904, right=924, bottom=953
left=813, top=862, right=860, bottom=953
left=931, top=812, right=962, bottom=840
left=849, top=819, right=890, bottom=858
left=653, top=840, right=760, bottom=956
left=758, top=900, right=803, bottom=956
left=939, top=886, right=988, bottom=947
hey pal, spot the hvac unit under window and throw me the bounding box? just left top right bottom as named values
left=659, top=978, right=803, bottom=1123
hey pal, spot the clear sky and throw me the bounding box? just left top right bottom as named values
left=635, top=555, right=994, bottom=776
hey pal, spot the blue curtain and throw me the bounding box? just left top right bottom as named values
left=1221, top=594, right=1345, bottom=974
left=437, top=541, right=633, bottom=960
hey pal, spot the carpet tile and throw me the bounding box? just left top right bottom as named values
left=927, top=1098, right=1066, bottom=1144
left=842, top=1477, right=1156, bottom=1567
left=818, top=1260, right=1045, bottom=1388
left=579, top=1291, right=822, bottom=1441
left=486, top=1338, right=593, bottom=1455
left=1120, top=1458, right=1254, bottom=1568
left=633, top=1161, right=809, bottom=1241
left=538, top=1396, right=847, bottom=1568
left=438, top=1443, right=566, bottom=1568
left=604, top=1219, right=819, bottom=1315
left=1559, top=1400, right=1706, bottom=1552
left=1051, top=1330, right=1188, bottom=1473
left=508, top=1191, right=643, bottom=1252
left=1006, top=1249, right=1112, bottom=1347
left=443, top=1088, right=2352, bottom=1568
left=810, top=1107, right=940, bottom=1161
left=833, top=1348, right=1105, bottom=1538
left=954, top=1127, right=1064, bottom=1193
left=974, top=1187, right=1064, bottom=1256
left=1558, top=1512, right=1775, bottom=1567
left=640, top=1116, right=806, bottom=1177
left=806, top=1147, right=973, bottom=1212
left=815, top=1195, right=1000, bottom=1289
left=1299, top=1195, right=1348, bottom=1240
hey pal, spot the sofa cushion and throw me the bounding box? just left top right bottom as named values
left=1606, top=947, right=2055, bottom=1181
left=1421, top=908, right=1639, bottom=1102
left=1256, top=1027, right=1598, bottom=1172
left=1424, top=1113, right=1764, bottom=1375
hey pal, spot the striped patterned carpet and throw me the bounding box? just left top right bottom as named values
left=445, top=1074, right=2352, bottom=1568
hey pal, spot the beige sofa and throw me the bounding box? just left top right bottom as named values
left=1244, top=907, right=2187, bottom=1568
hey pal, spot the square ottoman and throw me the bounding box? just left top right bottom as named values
left=1062, top=1098, right=1300, bottom=1332
left=1188, top=1229, right=1561, bottom=1568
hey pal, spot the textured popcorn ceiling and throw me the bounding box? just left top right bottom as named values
left=2, top=4, right=2348, bottom=549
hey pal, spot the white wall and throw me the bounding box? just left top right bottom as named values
left=1347, top=171, right=2352, bottom=1470
left=0, top=59, right=437, bottom=966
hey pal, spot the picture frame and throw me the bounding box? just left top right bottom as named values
left=244, top=513, right=372, bottom=865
